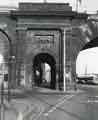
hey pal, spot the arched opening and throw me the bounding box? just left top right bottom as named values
left=33, top=53, right=56, bottom=89
left=76, top=37, right=98, bottom=84
left=0, top=32, right=9, bottom=88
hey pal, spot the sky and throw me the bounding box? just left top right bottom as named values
left=0, top=0, right=98, bottom=13
left=76, top=47, right=98, bottom=75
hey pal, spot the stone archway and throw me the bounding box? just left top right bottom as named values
left=33, top=53, right=56, bottom=89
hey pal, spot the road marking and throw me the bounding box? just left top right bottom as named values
left=33, top=106, right=44, bottom=120
left=95, top=96, right=98, bottom=98
left=44, top=94, right=75, bottom=116
left=32, top=95, right=70, bottom=120
left=81, top=99, right=98, bottom=103
left=87, top=100, right=98, bottom=103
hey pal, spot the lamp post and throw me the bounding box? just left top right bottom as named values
left=63, top=28, right=66, bottom=92
left=0, top=61, right=5, bottom=120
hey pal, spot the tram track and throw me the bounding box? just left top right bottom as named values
left=2, top=88, right=77, bottom=120
left=23, top=91, right=76, bottom=120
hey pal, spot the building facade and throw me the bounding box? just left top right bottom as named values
left=0, top=3, right=88, bottom=90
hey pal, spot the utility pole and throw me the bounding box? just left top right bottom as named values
left=76, top=0, right=78, bottom=12
left=76, top=0, right=82, bottom=12
left=44, top=0, right=47, bottom=3
left=0, top=63, right=5, bottom=120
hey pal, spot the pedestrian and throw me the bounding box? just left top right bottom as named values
left=17, top=111, right=23, bottom=120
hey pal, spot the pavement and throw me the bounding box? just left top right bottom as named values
left=0, top=85, right=82, bottom=120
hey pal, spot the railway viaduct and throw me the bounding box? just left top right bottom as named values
left=0, top=3, right=97, bottom=90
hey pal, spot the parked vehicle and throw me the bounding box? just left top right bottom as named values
left=76, top=74, right=98, bottom=85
